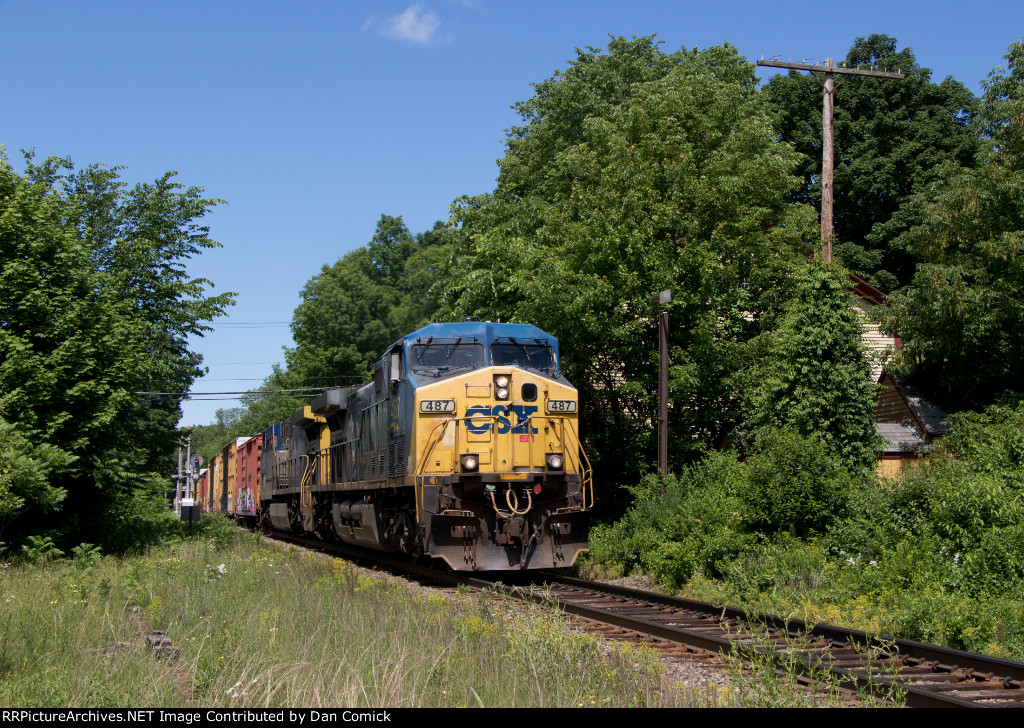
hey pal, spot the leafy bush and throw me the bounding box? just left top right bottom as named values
left=0, top=418, right=75, bottom=549
left=742, top=263, right=880, bottom=470
left=190, top=512, right=247, bottom=548
left=20, top=535, right=65, bottom=563
left=740, top=429, right=858, bottom=537
left=589, top=452, right=751, bottom=585
left=590, top=399, right=1024, bottom=660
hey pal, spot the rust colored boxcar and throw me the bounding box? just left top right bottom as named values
left=234, top=435, right=262, bottom=521
left=194, top=468, right=209, bottom=512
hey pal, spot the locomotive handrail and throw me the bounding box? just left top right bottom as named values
left=579, top=437, right=594, bottom=510
left=303, top=439, right=356, bottom=487
left=414, top=417, right=461, bottom=522
left=549, top=416, right=593, bottom=510
left=299, top=454, right=314, bottom=510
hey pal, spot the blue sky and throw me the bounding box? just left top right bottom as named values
left=1, top=0, right=1020, bottom=427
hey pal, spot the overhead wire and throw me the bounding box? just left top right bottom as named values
left=136, top=387, right=330, bottom=396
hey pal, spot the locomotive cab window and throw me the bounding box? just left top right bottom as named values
left=491, top=342, right=557, bottom=371
left=411, top=341, right=484, bottom=370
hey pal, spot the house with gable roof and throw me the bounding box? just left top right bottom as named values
left=847, top=274, right=950, bottom=476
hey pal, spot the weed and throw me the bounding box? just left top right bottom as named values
left=21, top=535, right=64, bottom=563
left=0, top=532, right=723, bottom=707
left=722, top=620, right=905, bottom=707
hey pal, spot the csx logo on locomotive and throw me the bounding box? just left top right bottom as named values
left=465, top=405, right=538, bottom=434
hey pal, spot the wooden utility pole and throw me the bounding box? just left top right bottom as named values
left=757, top=58, right=904, bottom=261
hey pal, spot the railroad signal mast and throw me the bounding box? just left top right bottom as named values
left=756, top=57, right=905, bottom=261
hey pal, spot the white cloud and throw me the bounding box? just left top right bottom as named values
left=379, top=5, right=441, bottom=45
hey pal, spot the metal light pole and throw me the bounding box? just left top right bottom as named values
left=175, top=437, right=183, bottom=515
left=178, top=425, right=201, bottom=532
left=184, top=425, right=193, bottom=502
left=649, top=290, right=671, bottom=476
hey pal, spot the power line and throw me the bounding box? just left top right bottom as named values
left=136, top=387, right=330, bottom=396
left=193, top=375, right=367, bottom=382
left=175, top=395, right=314, bottom=401
left=197, top=378, right=278, bottom=382
left=210, top=322, right=291, bottom=328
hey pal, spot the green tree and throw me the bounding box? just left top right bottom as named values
left=742, top=263, right=880, bottom=470
left=0, top=419, right=75, bottom=542
left=0, top=151, right=232, bottom=551
left=498, top=37, right=759, bottom=199
left=438, top=38, right=815, bottom=492
left=286, top=215, right=453, bottom=390
left=877, top=42, right=1024, bottom=408
left=188, top=409, right=235, bottom=465
left=764, top=35, right=980, bottom=291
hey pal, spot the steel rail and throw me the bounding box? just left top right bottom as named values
left=257, top=531, right=1024, bottom=707
left=538, top=574, right=1024, bottom=708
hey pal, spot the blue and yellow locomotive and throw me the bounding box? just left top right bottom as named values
left=259, top=321, right=592, bottom=570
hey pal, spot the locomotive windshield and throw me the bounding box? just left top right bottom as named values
left=491, top=341, right=557, bottom=371
left=411, top=341, right=485, bottom=370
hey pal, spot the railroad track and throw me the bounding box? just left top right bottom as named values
left=263, top=532, right=1024, bottom=707
left=528, top=574, right=1024, bottom=708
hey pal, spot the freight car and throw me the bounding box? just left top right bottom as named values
left=206, top=321, right=592, bottom=571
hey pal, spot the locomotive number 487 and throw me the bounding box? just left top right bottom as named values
left=419, top=399, right=456, bottom=413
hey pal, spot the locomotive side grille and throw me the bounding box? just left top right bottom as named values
left=388, top=439, right=405, bottom=477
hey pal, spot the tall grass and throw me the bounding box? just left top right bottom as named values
left=0, top=525, right=731, bottom=708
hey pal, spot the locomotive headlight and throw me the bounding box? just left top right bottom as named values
left=546, top=453, right=564, bottom=471
left=494, top=374, right=511, bottom=400
left=496, top=387, right=510, bottom=400
left=461, top=454, right=479, bottom=472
